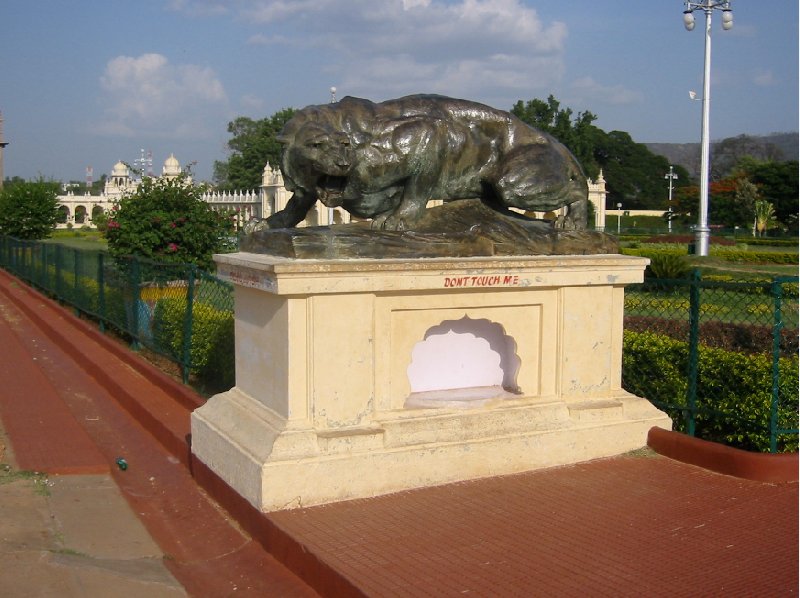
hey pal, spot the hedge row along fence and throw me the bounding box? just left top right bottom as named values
left=623, top=271, right=798, bottom=453
left=0, top=236, right=234, bottom=392
left=622, top=246, right=799, bottom=265
left=0, top=236, right=796, bottom=453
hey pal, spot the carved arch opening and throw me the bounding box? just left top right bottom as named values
left=405, top=316, right=521, bottom=408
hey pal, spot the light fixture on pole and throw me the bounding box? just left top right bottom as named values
left=682, top=0, right=733, bottom=256
left=616, top=203, right=622, bottom=234
left=664, top=165, right=678, bottom=234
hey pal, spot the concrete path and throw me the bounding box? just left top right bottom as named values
left=0, top=434, right=185, bottom=597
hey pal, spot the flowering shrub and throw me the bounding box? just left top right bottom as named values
left=104, top=174, right=233, bottom=271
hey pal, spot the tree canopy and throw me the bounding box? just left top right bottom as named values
left=213, top=108, right=296, bottom=190
left=0, top=179, right=60, bottom=239
left=512, top=95, right=691, bottom=210
left=511, top=95, right=601, bottom=179
left=736, top=158, right=798, bottom=231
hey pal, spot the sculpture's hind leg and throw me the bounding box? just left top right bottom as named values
left=493, top=144, right=588, bottom=230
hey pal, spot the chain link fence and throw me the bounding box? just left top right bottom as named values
left=0, top=235, right=796, bottom=452
left=623, top=270, right=799, bottom=453
left=0, top=236, right=234, bottom=393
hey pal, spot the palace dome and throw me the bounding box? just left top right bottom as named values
left=162, top=153, right=181, bottom=177
left=111, top=161, right=129, bottom=178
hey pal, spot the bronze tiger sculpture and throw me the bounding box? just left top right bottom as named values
left=263, top=94, right=588, bottom=231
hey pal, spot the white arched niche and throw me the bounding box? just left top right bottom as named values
left=405, top=316, right=521, bottom=408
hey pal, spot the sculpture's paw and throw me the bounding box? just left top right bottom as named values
left=370, top=214, right=408, bottom=232
left=243, top=219, right=270, bottom=235
left=554, top=214, right=583, bottom=231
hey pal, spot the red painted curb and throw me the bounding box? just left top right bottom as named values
left=191, top=456, right=367, bottom=598
left=0, top=270, right=205, bottom=466
left=647, top=426, right=798, bottom=483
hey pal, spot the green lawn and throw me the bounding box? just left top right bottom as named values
left=45, top=230, right=108, bottom=251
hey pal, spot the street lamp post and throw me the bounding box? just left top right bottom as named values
left=682, top=1, right=733, bottom=256
left=616, top=203, right=622, bottom=234
left=664, top=165, right=678, bottom=234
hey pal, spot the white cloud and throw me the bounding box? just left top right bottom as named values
left=240, top=94, right=265, bottom=112
left=753, top=69, right=776, bottom=87
left=570, top=76, right=644, bottom=106
left=402, top=0, right=431, bottom=9
left=172, top=0, right=568, bottom=107
left=247, top=32, right=294, bottom=46
left=94, top=53, right=228, bottom=140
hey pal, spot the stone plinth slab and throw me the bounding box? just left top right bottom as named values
left=191, top=253, right=671, bottom=511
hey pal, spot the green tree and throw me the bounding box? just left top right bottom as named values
left=735, top=158, right=798, bottom=232
left=511, top=95, right=601, bottom=178
left=671, top=177, right=754, bottom=228
left=593, top=130, right=689, bottom=210
left=104, top=174, right=234, bottom=271
left=511, top=96, right=690, bottom=211
left=213, top=108, right=297, bottom=190
left=0, top=179, right=60, bottom=239
left=753, top=199, right=777, bottom=237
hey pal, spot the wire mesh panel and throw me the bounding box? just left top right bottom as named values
left=1, top=236, right=795, bottom=439
left=624, top=271, right=799, bottom=453
left=0, top=236, right=236, bottom=394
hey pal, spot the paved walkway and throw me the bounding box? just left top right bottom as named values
left=0, top=268, right=796, bottom=597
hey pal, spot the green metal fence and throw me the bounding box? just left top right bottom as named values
left=0, top=236, right=234, bottom=392
left=0, top=235, right=796, bottom=452
left=623, top=270, right=799, bottom=453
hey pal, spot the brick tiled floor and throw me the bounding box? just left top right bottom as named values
left=269, top=454, right=798, bottom=597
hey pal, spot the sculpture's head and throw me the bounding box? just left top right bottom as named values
left=278, top=120, right=355, bottom=206
left=519, top=133, right=588, bottom=214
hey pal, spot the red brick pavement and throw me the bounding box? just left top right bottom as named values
left=0, top=267, right=796, bottom=597
left=0, top=270, right=316, bottom=597
left=270, top=455, right=798, bottom=597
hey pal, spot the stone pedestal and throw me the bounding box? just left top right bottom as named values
left=191, top=253, right=671, bottom=511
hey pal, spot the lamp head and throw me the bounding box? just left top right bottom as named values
left=683, top=10, right=695, bottom=31
left=721, top=9, right=733, bottom=30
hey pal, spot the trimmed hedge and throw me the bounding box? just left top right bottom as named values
left=625, top=315, right=799, bottom=357
left=622, top=246, right=798, bottom=264
left=153, top=297, right=234, bottom=391
left=622, top=330, right=798, bottom=453
left=642, top=234, right=735, bottom=246
left=741, top=238, right=799, bottom=247
left=701, top=274, right=799, bottom=299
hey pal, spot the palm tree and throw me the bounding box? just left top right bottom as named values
left=753, top=199, right=776, bottom=237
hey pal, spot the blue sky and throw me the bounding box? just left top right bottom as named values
left=2, top=0, right=797, bottom=184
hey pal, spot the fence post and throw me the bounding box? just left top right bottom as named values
left=97, top=252, right=106, bottom=333
left=685, top=268, right=702, bottom=437
left=769, top=278, right=785, bottom=454
left=55, top=244, right=64, bottom=297
left=43, top=244, right=49, bottom=291
left=181, top=265, right=196, bottom=384
left=129, top=257, right=141, bottom=350
left=73, top=248, right=80, bottom=309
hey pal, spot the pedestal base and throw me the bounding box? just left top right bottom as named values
left=191, top=253, right=671, bottom=511
left=192, top=387, right=669, bottom=511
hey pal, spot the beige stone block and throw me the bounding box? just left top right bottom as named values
left=192, top=253, right=672, bottom=511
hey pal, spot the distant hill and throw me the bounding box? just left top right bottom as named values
left=646, top=132, right=798, bottom=180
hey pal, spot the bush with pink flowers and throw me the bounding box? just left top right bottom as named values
left=104, top=174, right=234, bottom=271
